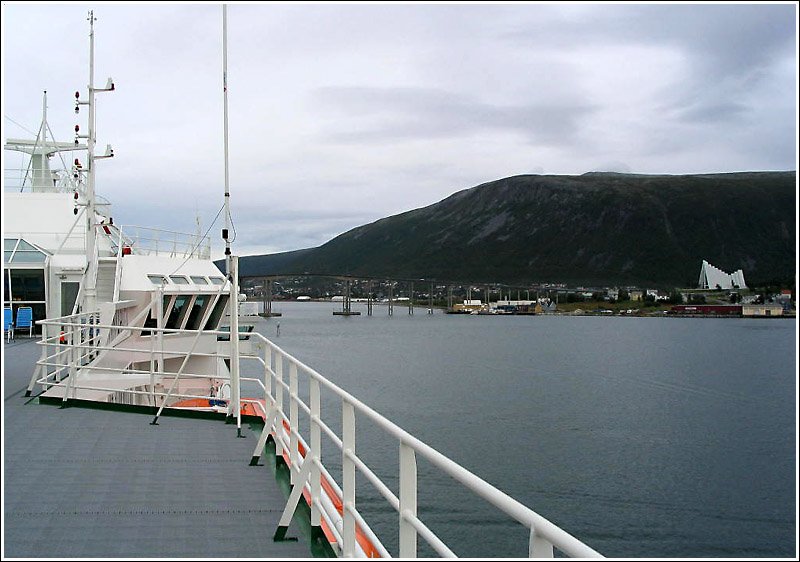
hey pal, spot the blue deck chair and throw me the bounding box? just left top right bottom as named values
left=4, top=307, right=13, bottom=343
left=16, top=306, right=33, bottom=338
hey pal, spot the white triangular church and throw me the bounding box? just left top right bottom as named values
left=698, top=260, right=747, bottom=290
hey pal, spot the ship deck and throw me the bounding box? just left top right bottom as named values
left=2, top=338, right=320, bottom=558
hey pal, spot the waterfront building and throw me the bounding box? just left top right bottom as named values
left=698, top=260, right=747, bottom=290
left=742, top=304, right=785, bottom=317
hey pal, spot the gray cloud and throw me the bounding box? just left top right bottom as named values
left=314, top=86, right=596, bottom=146
left=3, top=3, right=796, bottom=258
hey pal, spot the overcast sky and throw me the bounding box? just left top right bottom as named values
left=2, top=2, right=797, bottom=259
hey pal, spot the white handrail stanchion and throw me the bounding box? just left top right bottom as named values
left=289, top=361, right=299, bottom=484
left=310, top=377, right=322, bottom=529
left=342, top=400, right=357, bottom=557
left=399, top=441, right=418, bottom=558
left=530, top=525, right=555, bottom=558
left=229, top=255, right=241, bottom=436
left=275, top=352, right=284, bottom=457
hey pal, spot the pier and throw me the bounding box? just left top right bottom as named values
left=240, top=273, right=566, bottom=318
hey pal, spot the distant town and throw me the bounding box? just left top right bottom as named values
left=239, top=260, right=795, bottom=319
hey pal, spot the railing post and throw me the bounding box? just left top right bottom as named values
left=289, top=361, right=299, bottom=484
left=149, top=303, right=155, bottom=407
left=310, top=377, right=321, bottom=529
left=529, top=525, right=555, bottom=558
left=55, top=323, right=62, bottom=383
left=399, top=441, right=418, bottom=558
left=229, top=255, right=241, bottom=435
left=265, top=345, right=272, bottom=402
left=275, top=352, right=284, bottom=457
left=156, top=287, right=164, bottom=375
left=62, top=316, right=78, bottom=403
left=27, top=322, right=47, bottom=395
left=342, top=400, right=356, bottom=557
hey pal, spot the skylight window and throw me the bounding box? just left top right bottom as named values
left=3, top=238, right=48, bottom=264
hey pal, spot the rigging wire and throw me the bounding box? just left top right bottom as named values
left=167, top=203, right=225, bottom=276
left=3, top=114, right=37, bottom=136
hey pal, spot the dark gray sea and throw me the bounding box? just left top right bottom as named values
left=245, top=302, right=796, bottom=558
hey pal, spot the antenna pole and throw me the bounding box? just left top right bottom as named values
left=41, top=91, right=47, bottom=150
left=84, top=10, right=98, bottom=314
left=222, top=4, right=232, bottom=276
left=221, top=5, right=241, bottom=435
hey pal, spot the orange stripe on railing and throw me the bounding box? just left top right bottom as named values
left=173, top=397, right=382, bottom=557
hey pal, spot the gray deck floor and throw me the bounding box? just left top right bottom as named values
left=3, top=338, right=315, bottom=558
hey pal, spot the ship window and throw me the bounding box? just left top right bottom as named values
left=205, top=294, right=229, bottom=330
left=141, top=295, right=171, bottom=336
left=169, top=275, right=190, bottom=285
left=11, top=251, right=47, bottom=263
left=209, top=277, right=225, bottom=285
left=16, top=240, right=39, bottom=251
left=3, top=238, right=47, bottom=264
left=8, top=269, right=45, bottom=302
left=190, top=276, right=209, bottom=285
left=185, top=294, right=212, bottom=330
left=147, top=274, right=168, bottom=286
left=166, top=295, right=191, bottom=330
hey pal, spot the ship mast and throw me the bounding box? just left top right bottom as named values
left=222, top=4, right=232, bottom=275
left=75, top=10, right=114, bottom=313
left=221, top=5, right=241, bottom=434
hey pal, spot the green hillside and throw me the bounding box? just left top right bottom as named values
left=236, top=171, right=796, bottom=287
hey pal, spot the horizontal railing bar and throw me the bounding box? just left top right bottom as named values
left=346, top=449, right=400, bottom=512
left=35, top=361, right=232, bottom=383
left=344, top=503, right=393, bottom=559
left=403, top=510, right=458, bottom=558
left=37, top=381, right=226, bottom=403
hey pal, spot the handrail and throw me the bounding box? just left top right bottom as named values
left=118, top=224, right=211, bottom=259
left=256, top=336, right=603, bottom=559
left=33, top=309, right=603, bottom=559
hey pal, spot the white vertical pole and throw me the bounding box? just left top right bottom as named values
left=230, top=255, right=241, bottom=432
left=222, top=4, right=232, bottom=277
left=310, top=377, right=321, bottom=527
left=399, top=441, right=418, bottom=558
left=529, top=526, right=555, bottom=558
left=289, top=362, right=299, bottom=484
left=83, top=11, right=98, bottom=314
left=156, top=286, right=164, bottom=376
left=264, top=346, right=272, bottom=409
left=62, top=316, right=78, bottom=403
left=28, top=321, right=47, bottom=394
left=275, top=353, right=284, bottom=457
left=342, top=400, right=356, bottom=557
left=149, top=291, right=156, bottom=406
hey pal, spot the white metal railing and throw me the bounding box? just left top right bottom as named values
left=118, top=225, right=211, bottom=259
left=252, top=339, right=603, bottom=558
left=32, top=308, right=603, bottom=559
left=3, top=167, right=74, bottom=193
left=32, top=310, right=243, bottom=409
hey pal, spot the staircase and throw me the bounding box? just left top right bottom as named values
left=96, top=258, right=117, bottom=303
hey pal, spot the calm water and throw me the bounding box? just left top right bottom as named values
left=242, top=302, right=796, bottom=558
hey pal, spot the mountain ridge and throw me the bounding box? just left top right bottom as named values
left=233, top=171, right=796, bottom=287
